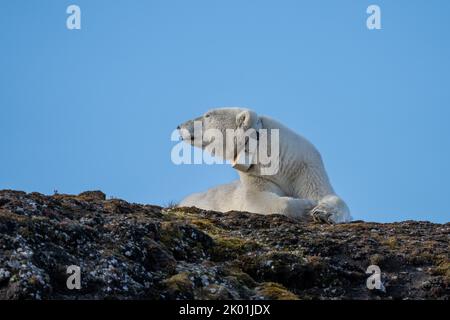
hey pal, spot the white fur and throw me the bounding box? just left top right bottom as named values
left=178, top=108, right=351, bottom=223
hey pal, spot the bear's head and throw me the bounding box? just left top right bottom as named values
left=177, top=107, right=260, bottom=166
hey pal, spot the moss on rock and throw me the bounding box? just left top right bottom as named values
left=255, top=282, right=299, bottom=300
left=0, top=190, right=448, bottom=300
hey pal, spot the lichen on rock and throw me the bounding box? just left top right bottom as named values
left=0, top=190, right=448, bottom=299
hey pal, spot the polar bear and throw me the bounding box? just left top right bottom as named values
left=177, top=108, right=351, bottom=223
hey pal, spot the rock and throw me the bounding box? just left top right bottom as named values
left=0, top=190, right=448, bottom=299
left=254, top=282, right=299, bottom=300
left=77, top=191, right=106, bottom=201
left=162, top=272, right=194, bottom=299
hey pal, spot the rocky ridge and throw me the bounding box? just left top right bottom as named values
left=0, top=190, right=448, bottom=300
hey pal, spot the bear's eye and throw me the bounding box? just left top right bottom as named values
left=205, top=113, right=211, bottom=118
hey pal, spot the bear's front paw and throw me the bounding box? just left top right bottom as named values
left=310, top=205, right=335, bottom=224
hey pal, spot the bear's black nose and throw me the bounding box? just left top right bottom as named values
left=177, top=125, right=181, bottom=130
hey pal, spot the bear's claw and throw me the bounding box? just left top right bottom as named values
left=310, top=208, right=334, bottom=224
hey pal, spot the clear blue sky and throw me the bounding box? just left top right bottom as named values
left=1, top=1, right=449, bottom=223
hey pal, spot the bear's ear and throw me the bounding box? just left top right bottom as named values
left=236, top=110, right=257, bottom=129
